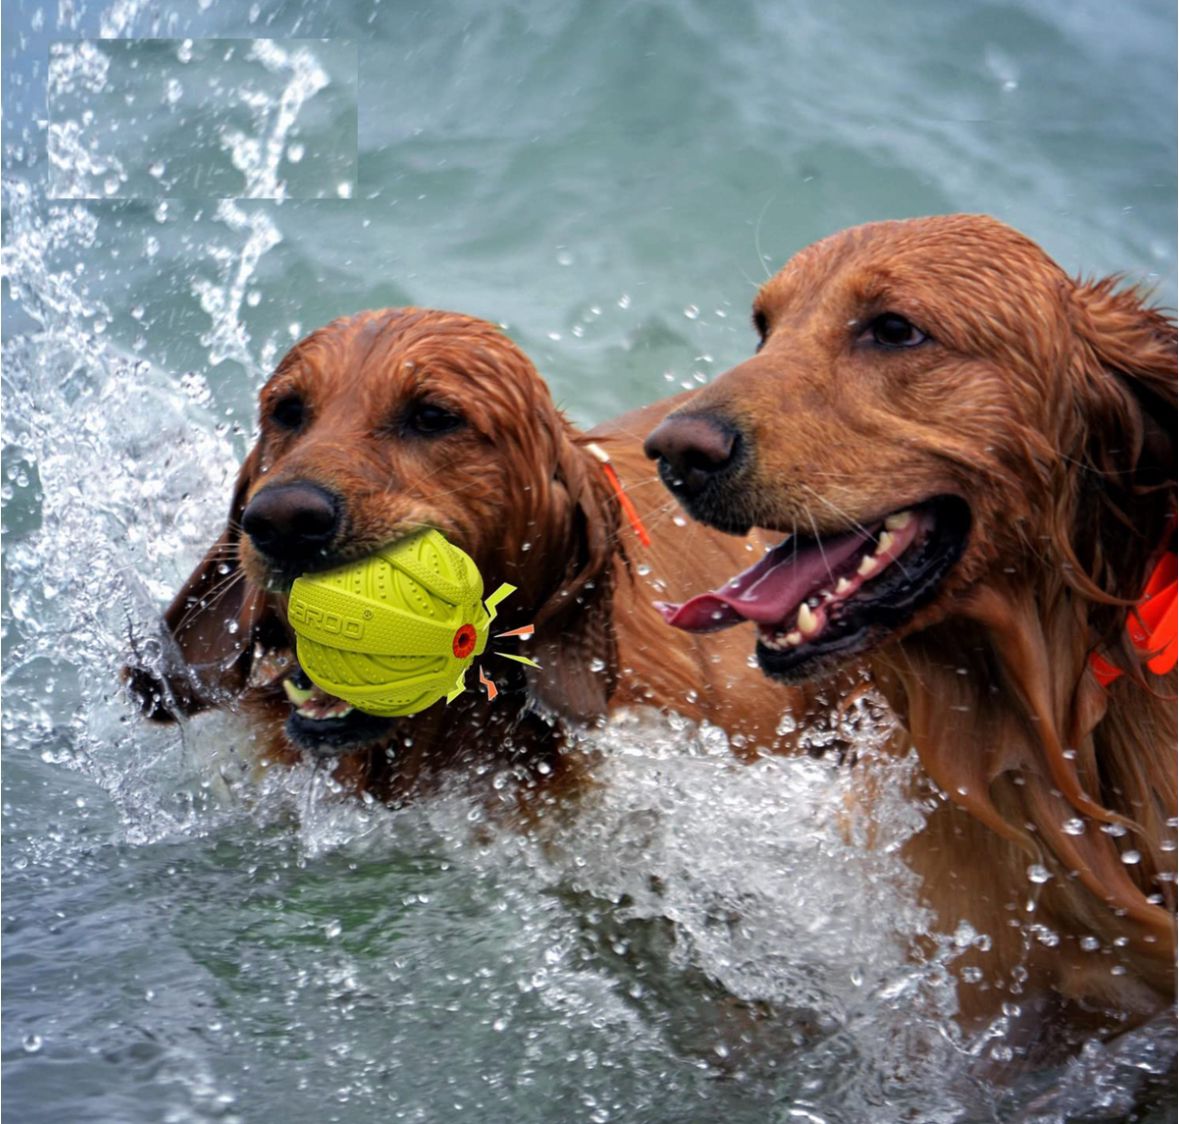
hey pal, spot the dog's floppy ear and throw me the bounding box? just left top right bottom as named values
left=525, top=437, right=623, bottom=724
left=1064, top=278, right=1176, bottom=656
left=125, top=445, right=272, bottom=720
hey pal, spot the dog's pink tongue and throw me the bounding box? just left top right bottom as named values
left=656, top=528, right=872, bottom=633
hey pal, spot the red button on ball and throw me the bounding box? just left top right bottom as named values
left=452, top=624, right=477, bottom=659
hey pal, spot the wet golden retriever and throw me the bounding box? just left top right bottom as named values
left=645, top=214, right=1177, bottom=1054
left=127, top=309, right=812, bottom=806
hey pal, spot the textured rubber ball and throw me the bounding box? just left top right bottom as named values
left=287, top=529, right=496, bottom=717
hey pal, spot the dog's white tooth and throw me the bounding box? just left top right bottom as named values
left=797, top=602, right=818, bottom=634
left=836, top=576, right=853, bottom=595
left=857, top=554, right=877, bottom=577
left=885, top=511, right=913, bottom=532
left=875, top=530, right=895, bottom=555
left=785, top=631, right=803, bottom=646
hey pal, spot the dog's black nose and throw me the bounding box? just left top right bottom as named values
left=241, top=483, right=340, bottom=561
left=643, top=414, right=739, bottom=498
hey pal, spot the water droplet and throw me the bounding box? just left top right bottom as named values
left=1062, top=818, right=1085, bottom=836
left=616, top=293, right=631, bottom=310
left=1120, top=850, right=1142, bottom=865
left=23, top=1034, right=43, bottom=1053
left=1100, top=822, right=1128, bottom=837
left=336, top=182, right=353, bottom=199
left=1080, top=935, right=1100, bottom=951
left=1026, top=864, right=1051, bottom=884
left=683, top=304, right=699, bottom=320
left=589, top=658, right=606, bottom=673
left=287, top=142, right=305, bottom=163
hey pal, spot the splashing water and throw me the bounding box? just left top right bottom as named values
left=220, top=40, right=330, bottom=200
left=46, top=43, right=125, bottom=198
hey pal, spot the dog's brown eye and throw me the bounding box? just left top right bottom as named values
left=867, top=313, right=928, bottom=349
left=752, top=309, right=769, bottom=352
left=271, top=394, right=306, bottom=429
left=407, top=402, right=464, bottom=436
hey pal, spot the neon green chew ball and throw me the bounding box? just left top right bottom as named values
left=287, top=529, right=512, bottom=717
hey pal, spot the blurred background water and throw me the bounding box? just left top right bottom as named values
left=2, top=1, right=1175, bottom=1121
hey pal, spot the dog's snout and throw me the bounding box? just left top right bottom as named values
left=241, top=482, right=340, bottom=561
left=643, top=414, right=740, bottom=498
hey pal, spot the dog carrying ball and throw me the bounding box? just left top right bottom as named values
left=287, top=529, right=510, bottom=717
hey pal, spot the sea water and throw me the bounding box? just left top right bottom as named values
left=3, top=1, right=1175, bottom=1120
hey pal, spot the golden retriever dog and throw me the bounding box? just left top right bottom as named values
left=644, top=214, right=1176, bottom=1054
left=127, top=308, right=811, bottom=806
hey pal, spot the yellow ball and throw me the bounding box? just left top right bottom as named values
left=287, top=529, right=493, bottom=717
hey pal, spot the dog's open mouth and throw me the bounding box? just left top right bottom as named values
left=281, top=665, right=400, bottom=754
left=656, top=497, right=970, bottom=680
left=248, top=648, right=396, bottom=756
left=280, top=667, right=397, bottom=755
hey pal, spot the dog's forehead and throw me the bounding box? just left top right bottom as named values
left=267, top=308, right=535, bottom=393
left=756, top=215, right=1066, bottom=316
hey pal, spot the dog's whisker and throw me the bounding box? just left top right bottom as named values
left=172, top=567, right=247, bottom=636
left=797, top=485, right=875, bottom=542
left=613, top=473, right=667, bottom=492
left=752, top=192, right=777, bottom=283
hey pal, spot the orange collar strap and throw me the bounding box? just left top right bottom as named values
left=1090, top=550, right=1178, bottom=687
left=586, top=443, right=652, bottom=548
